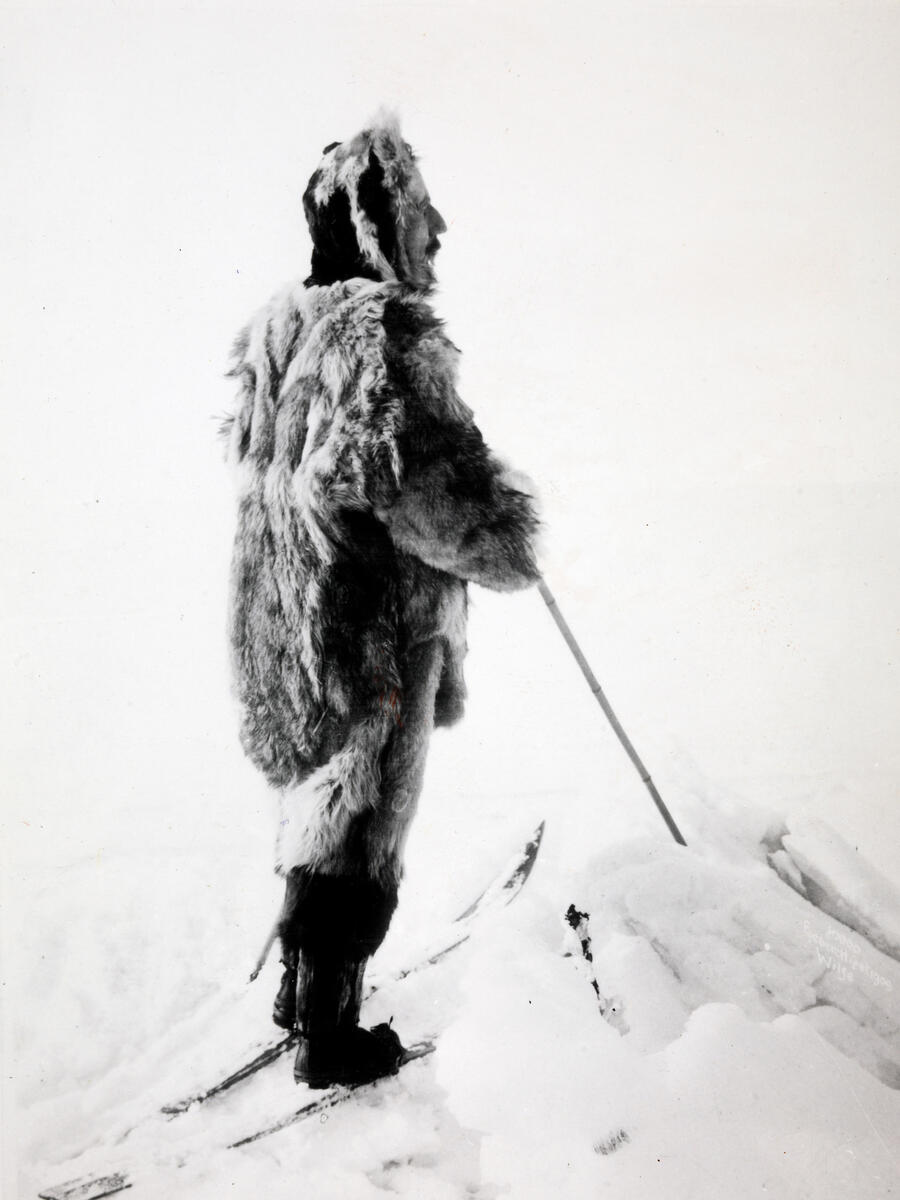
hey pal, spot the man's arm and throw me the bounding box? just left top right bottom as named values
left=372, top=301, right=540, bottom=591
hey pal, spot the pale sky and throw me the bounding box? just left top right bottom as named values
left=3, top=1, right=899, bottom=877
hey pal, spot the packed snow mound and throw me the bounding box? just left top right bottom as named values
left=17, top=798, right=900, bottom=1200
left=434, top=803, right=900, bottom=1199
left=573, top=832, right=900, bottom=1088
left=438, top=920, right=898, bottom=1200
left=767, top=813, right=900, bottom=963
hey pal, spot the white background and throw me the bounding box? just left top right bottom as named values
left=4, top=0, right=898, bottom=874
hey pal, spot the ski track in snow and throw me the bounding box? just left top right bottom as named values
left=15, top=794, right=900, bottom=1200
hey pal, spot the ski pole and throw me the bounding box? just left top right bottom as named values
left=249, top=917, right=281, bottom=982
left=537, top=577, right=687, bottom=846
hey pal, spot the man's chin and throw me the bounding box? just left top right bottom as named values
left=410, top=257, right=437, bottom=291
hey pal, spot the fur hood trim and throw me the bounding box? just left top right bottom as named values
left=302, top=113, right=422, bottom=288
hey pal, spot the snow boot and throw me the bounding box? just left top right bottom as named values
left=294, top=1022, right=405, bottom=1088
left=275, top=866, right=399, bottom=1031
left=272, top=945, right=298, bottom=1030
left=291, top=948, right=406, bottom=1087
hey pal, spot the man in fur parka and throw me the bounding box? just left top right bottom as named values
left=224, top=115, right=541, bottom=1088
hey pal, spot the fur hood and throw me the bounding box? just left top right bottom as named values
left=303, top=115, right=431, bottom=289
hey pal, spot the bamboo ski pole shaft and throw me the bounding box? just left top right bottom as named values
left=249, top=918, right=281, bottom=982
left=537, top=577, right=687, bottom=847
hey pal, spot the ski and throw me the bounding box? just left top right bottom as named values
left=38, top=1176, right=131, bottom=1200
left=228, top=1040, right=436, bottom=1147
left=39, top=1047, right=437, bottom=1200
left=37, top=821, right=544, bottom=1200
left=159, top=820, right=543, bottom=1116
left=159, top=1033, right=297, bottom=1116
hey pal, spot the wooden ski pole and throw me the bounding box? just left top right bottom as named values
left=249, top=917, right=281, bottom=982
left=537, top=577, right=687, bottom=846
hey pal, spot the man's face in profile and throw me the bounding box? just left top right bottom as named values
left=402, top=164, right=447, bottom=287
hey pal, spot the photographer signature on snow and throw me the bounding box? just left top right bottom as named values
left=803, top=920, right=893, bottom=991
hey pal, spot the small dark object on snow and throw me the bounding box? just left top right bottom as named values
left=594, top=1128, right=631, bottom=1156
left=565, top=903, right=602, bottom=1003
left=564, top=903, right=625, bottom=1028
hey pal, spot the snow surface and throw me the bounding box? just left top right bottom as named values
left=14, top=795, right=900, bottom=1199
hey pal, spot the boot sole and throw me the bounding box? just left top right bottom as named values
left=293, top=1059, right=401, bottom=1089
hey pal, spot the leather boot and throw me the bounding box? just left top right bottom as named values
left=294, top=1023, right=405, bottom=1088
left=292, top=949, right=405, bottom=1087
left=272, top=945, right=298, bottom=1030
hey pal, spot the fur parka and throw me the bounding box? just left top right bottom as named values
left=225, top=119, right=539, bottom=878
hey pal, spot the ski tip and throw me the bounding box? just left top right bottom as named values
left=38, top=1172, right=132, bottom=1200
left=519, top=820, right=545, bottom=868
left=453, top=819, right=546, bottom=922
left=400, top=1040, right=436, bottom=1065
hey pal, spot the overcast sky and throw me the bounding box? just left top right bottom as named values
left=3, top=1, right=899, bottom=879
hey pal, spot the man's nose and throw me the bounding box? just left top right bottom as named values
left=428, top=206, right=448, bottom=236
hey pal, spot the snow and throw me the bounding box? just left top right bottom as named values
left=13, top=799, right=900, bottom=1199
left=778, top=816, right=900, bottom=962
left=4, top=1, right=900, bottom=1197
